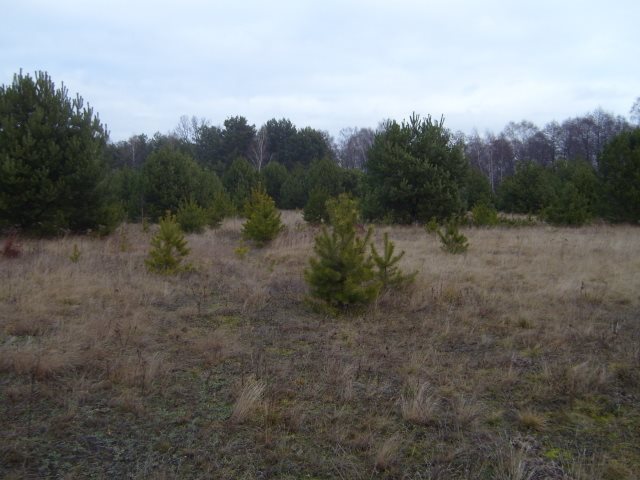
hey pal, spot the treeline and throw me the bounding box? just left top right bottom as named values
left=109, top=109, right=639, bottom=228
left=1, top=71, right=639, bottom=236
left=460, top=111, right=638, bottom=223
left=106, top=117, right=365, bottom=223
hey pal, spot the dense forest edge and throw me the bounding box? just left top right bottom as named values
left=1, top=70, right=639, bottom=238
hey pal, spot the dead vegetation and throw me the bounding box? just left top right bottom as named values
left=1, top=213, right=639, bottom=478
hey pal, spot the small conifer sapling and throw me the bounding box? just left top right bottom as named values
left=145, top=212, right=191, bottom=274
left=371, top=232, right=416, bottom=289
left=242, top=188, right=284, bottom=246
left=305, top=194, right=380, bottom=310
left=437, top=218, right=469, bottom=254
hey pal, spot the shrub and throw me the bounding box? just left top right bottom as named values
left=176, top=199, right=208, bottom=234
left=425, top=217, right=439, bottom=234
left=241, top=188, right=284, bottom=246
left=437, top=218, right=469, bottom=254
left=145, top=213, right=191, bottom=274
left=305, top=194, right=379, bottom=310
left=371, top=232, right=416, bottom=289
left=471, top=202, right=499, bottom=226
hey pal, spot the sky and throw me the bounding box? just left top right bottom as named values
left=2, top=0, right=638, bottom=142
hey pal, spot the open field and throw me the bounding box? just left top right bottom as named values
left=1, top=212, right=639, bottom=479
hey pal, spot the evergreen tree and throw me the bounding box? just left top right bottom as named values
left=544, top=183, right=591, bottom=226
left=303, top=187, right=331, bottom=224
left=305, top=194, right=379, bottom=310
left=465, top=167, right=495, bottom=209
left=145, top=213, right=191, bottom=274
left=363, top=114, right=468, bottom=223
left=280, top=165, right=308, bottom=209
left=241, top=188, right=284, bottom=246
left=497, top=161, right=555, bottom=214
left=261, top=161, right=289, bottom=207
left=222, top=157, right=260, bottom=209
left=176, top=198, right=208, bottom=233
left=141, top=146, right=224, bottom=220
left=371, top=232, right=416, bottom=289
left=599, top=129, right=640, bottom=223
left=206, top=189, right=235, bottom=228
left=110, top=167, right=144, bottom=221
left=0, top=71, right=117, bottom=235
left=437, top=218, right=469, bottom=254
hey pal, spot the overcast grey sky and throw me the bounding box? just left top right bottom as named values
left=2, top=0, right=638, bottom=141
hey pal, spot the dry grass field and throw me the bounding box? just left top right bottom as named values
left=1, top=211, right=639, bottom=479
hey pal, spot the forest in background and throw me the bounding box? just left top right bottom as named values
left=1, top=71, right=639, bottom=236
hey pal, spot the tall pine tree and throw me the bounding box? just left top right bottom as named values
left=0, top=71, right=117, bottom=235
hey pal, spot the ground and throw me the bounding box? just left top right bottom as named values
left=1, top=212, right=639, bottom=479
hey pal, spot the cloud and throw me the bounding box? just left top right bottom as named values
left=2, top=0, right=638, bottom=140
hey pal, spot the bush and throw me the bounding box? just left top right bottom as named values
left=305, top=194, right=379, bottom=310
left=145, top=213, right=191, bottom=274
left=425, top=217, right=439, bottom=234
left=471, top=202, right=499, bottom=226
left=241, top=188, right=284, bottom=246
left=437, top=218, right=469, bottom=254
left=176, top=199, right=208, bottom=233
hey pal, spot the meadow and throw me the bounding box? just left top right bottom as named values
left=1, top=212, right=639, bottom=479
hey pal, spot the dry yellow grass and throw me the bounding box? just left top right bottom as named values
left=1, top=215, right=639, bottom=478
left=230, top=377, right=266, bottom=424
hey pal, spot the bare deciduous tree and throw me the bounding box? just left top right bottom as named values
left=336, top=127, right=374, bottom=169
left=250, top=126, right=269, bottom=172
left=174, top=115, right=208, bottom=144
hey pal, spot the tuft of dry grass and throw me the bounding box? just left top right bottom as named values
left=374, top=433, right=402, bottom=471
left=230, top=377, right=266, bottom=424
left=564, top=361, right=611, bottom=398
left=400, top=381, right=440, bottom=426
left=517, top=410, right=546, bottom=431
left=451, top=394, right=484, bottom=429
left=495, top=442, right=535, bottom=480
